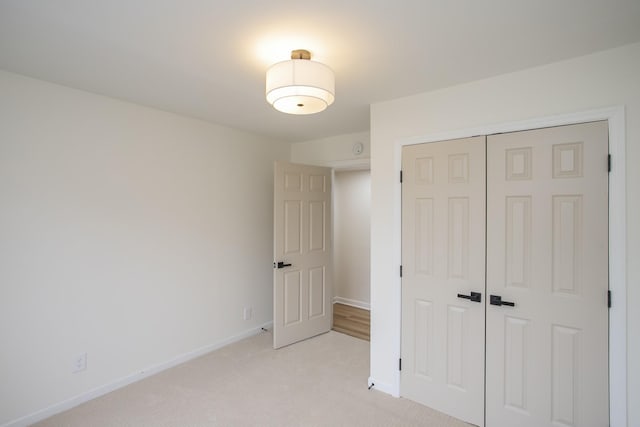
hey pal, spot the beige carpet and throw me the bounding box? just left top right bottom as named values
left=33, top=331, right=467, bottom=427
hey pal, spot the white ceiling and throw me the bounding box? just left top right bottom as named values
left=2, top=1, right=640, bottom=142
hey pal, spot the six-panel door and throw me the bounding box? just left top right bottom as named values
left=273, top=161, right=332, bottom=349
left=486, top=122, right=609, bottom=427
left=401, top=136, right=486, bottom=426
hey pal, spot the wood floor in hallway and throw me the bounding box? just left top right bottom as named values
left=332, top=302, right=370, bottom=341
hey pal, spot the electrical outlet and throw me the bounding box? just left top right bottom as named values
left=243, top=306, right=252, bottom=320
left=72, top=353, right=87, bottom=373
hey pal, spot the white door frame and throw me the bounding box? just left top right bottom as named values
left=392, top=106, right=627, bottom=427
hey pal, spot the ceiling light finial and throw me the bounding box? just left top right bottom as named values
left=265, top=49, right=335, bottom=115
left=290, top=49, right=311, bottom=60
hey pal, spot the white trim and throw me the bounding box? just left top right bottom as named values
left=321, top=158, right=371, bottom=171
left=607, top=108, right=627, bottom=427
left=2, top=322, right=274, bottom=427
left=393, top=106, right=626, bottom=426
left=333, top=296, right=371, bottom=310
left=368, top=376, right=397, bottom=396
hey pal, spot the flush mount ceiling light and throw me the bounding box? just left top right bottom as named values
left=266, top=49, right=335, bottom=115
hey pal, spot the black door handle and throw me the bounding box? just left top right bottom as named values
left=490, top=295, right=515, bottom=307
left=457, top=291, right=482, bottom=303
left=275, top=261, right=292, bottom=269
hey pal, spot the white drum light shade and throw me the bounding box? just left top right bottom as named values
left=266, top=51, right=335, bottom=115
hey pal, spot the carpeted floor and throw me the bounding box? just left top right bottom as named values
left=33, top=330, right=467, bottom=427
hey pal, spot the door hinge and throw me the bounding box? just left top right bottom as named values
left=400, top=170, right=403, bottom=183
left=400, top=265, right=403, bottom=277
left=608, top=154, right=611, bottom=172
left=608, top=290, right=612, bottom=308
left=399, top=358, right=402, bottom=371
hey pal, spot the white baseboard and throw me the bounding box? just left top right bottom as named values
left=2, top=322, right=273, bottom=427
left=333, top=297, right=370, bottom=310
left=367, top=376, right=397, bottom=397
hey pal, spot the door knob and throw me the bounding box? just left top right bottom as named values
left=275, top=261, right=292, bottom=269
left=489, top=295, right=515, bottom=307
left=457, top=291, right=482, bottom=303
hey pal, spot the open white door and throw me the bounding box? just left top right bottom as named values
left=273, top=161, right=332, bottom=349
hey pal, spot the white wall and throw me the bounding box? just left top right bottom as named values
left=333, top=170, right=371, bottom=309
left=370, top=42, right=640, bottom=425
left=290, top=131, right=370, bottom=168
left=0, top=70, right=289, bottom=426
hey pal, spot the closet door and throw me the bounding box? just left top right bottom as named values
left=486, top=122, right=609, bottom=427
left=401, top=136, right=486, bottom=427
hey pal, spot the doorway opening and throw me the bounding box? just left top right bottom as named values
left=332, top=168, right=371, bottom=340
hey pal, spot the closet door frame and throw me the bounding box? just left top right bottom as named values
left=393, top=106, right=626, bottom=427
